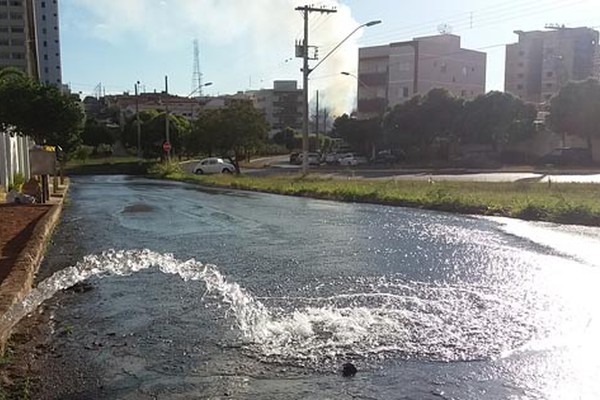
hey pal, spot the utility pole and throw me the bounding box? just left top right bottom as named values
left=135, top=81, right=141, bottom=158
left=164, top=75, right=171, bottom=160
left=315, top=90, right=319, bottom=151
left=296, top=5, right=337, bottom=173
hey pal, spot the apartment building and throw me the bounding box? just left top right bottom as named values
left=247, top=80, right=303, bottom=138
left=357, top=34, right=486, bottom=118
left=0, top=0, right=32, bottom=75
left=505, top=27, right=600, bottom=103
left=35, top=0, right=61, bottom=85
left=0, top=0, right=61, bottom=84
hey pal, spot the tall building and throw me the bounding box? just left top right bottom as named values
left=35, top=0, right=61, bottom=85
left=505, top=27, right=600, bottom=103
left=247, top=80, right=303, bottom=137
left=357, top=34, right=487, bottom=118
left=0, top=0, right=61, bottom=84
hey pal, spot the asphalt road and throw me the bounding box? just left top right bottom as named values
left=181, top=156, right=600, bottom=183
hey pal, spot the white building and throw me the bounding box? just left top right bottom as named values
left=35, top=0, right=61, bottom=85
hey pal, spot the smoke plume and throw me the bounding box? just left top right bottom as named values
left=71, top=0, right=364, bottom=115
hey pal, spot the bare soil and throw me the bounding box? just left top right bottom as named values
left=0, top=204, right=52, bottom=284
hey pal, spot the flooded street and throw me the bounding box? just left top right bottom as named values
left=10, top=175, right=600, bottom=399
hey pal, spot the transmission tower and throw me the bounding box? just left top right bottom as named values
left=191, top=39, right=203, bottom=97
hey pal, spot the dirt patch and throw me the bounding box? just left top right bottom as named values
left=0, top=204, right=52, bottom=284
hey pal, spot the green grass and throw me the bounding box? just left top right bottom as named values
left=154, top=167, right=600, bottom=226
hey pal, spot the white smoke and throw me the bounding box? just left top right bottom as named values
left=71, top=0, right=366, bottom=115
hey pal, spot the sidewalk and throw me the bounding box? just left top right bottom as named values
left=0, top=180, right=69, bottom=353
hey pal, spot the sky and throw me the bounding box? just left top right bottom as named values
left=60, top=0, right=600, bottom=115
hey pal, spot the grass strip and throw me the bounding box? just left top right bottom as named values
left=151, top=165, right=600, bottom=227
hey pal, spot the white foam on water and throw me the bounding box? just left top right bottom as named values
left=0, top=249, right=550, bottom=364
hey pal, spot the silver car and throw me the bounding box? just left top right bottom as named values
left=193, top=158, right=235, bottom=174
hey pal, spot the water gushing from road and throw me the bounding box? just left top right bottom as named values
left=1, top=249, right=548, bottom=365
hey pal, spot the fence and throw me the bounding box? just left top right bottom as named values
left=0, top=130, right=31, bottom=191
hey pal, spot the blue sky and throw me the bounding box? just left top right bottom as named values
left=60, top=0, right=599, bottom=114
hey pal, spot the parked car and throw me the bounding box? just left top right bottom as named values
left=338, top=154, right=368, bottom=166
left=371, top=150, right=405, bottom=165
left=324, top=152, right=342, bottom=165
left=537, top=148, right=593, bottom=166
left=291, top=152, right=321, bottom=166
left=289, top=152, right=301, bottom=165
left=307, top=152, right=321, bottom=165
left=193, top=158, right=235, bottom=174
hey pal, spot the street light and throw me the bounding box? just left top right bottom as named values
left=134, top=81, right=141, bottom=158
left=341, top=71, right=369, bottom=89
left=300, top=19, right=381, bottom=173
left=187, top=82, right=213, bottom=98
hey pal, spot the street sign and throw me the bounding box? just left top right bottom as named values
left=162, top=141, right=172, bottom=152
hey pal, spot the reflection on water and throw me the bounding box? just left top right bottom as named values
left=21, top=176, right=600, bottom=399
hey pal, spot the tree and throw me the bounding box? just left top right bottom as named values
left=122, top=110, right=191, bottom=158
left=272, top=127, right=298, bottom=150
left=81, top=117, right=116, bottom=148
left=382, top=89, right=463, bottom=157
left=187, top=100, right=268, bottom=172
left=332, top=114, right=382, bottom=156
left=549, top=78, right=600, bottom=149
left=0, top=75, right=84, bottom=156
left=459, top=91, right=537, bottom=150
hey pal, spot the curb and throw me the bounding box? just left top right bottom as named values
left=0, top=180, right=69, bottom=353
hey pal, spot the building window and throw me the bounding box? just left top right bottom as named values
left=44, top=54, right=48, bottom=60
left=461, top=90, right=466, bottom=97
left=11, top=26, right=22, bottom=32
left=517, top=73, right=524, bottom=78
left=10, top=38, right=23, bottom=45
left=0, top=13, right=7, bottom=19
left=517, top=84, right=524, bottom=90
left=518, top=50, right=525, bottom=56
left=11, top=51, right=23, bottom=59
left=9, top=12, right=22, bottom=20
left=0, top=27, right=7, bottom=33
left=0, top=39, right=8, bottom=46
left=43, top=40, right=47, bottom=47
left=440, top=63, right=447, bottom=73
left=518, top=62, right=524, bottom=67
left=546, top=71, right=554, bottom=77
left=41, top=1, right=45, bottom=7
left=546, top=83, right=553, bottom=88
left=403, top=87, right=409, bottom=98
left=452, top=76, right=456, bottom=82
left=9, top=0, right=21, bottom=5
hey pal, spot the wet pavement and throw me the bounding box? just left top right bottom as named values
left=12, top=175, right=600, bottom=399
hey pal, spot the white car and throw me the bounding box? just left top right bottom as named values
left=193, top=158, right=235, bottom=174
left=338, top=154, right=368, bottom=166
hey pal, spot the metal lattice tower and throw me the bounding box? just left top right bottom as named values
left=191, top=39, right=203, bottom=97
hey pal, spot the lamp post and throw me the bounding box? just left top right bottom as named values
left=187, top=82, right=213, bottom=98
left=300, top=20, right=381, bottom=173
left=134, top=81, right=141, bottom=158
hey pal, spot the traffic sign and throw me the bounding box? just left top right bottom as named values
left=162, top=141, right=172, bottom=152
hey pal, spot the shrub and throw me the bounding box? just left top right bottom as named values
left=8, top=172, right=25, bottom=191
left=148, top=161, right=182, bottom=178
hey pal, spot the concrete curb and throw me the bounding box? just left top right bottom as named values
left=0, top=180, right=69, bottom=353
